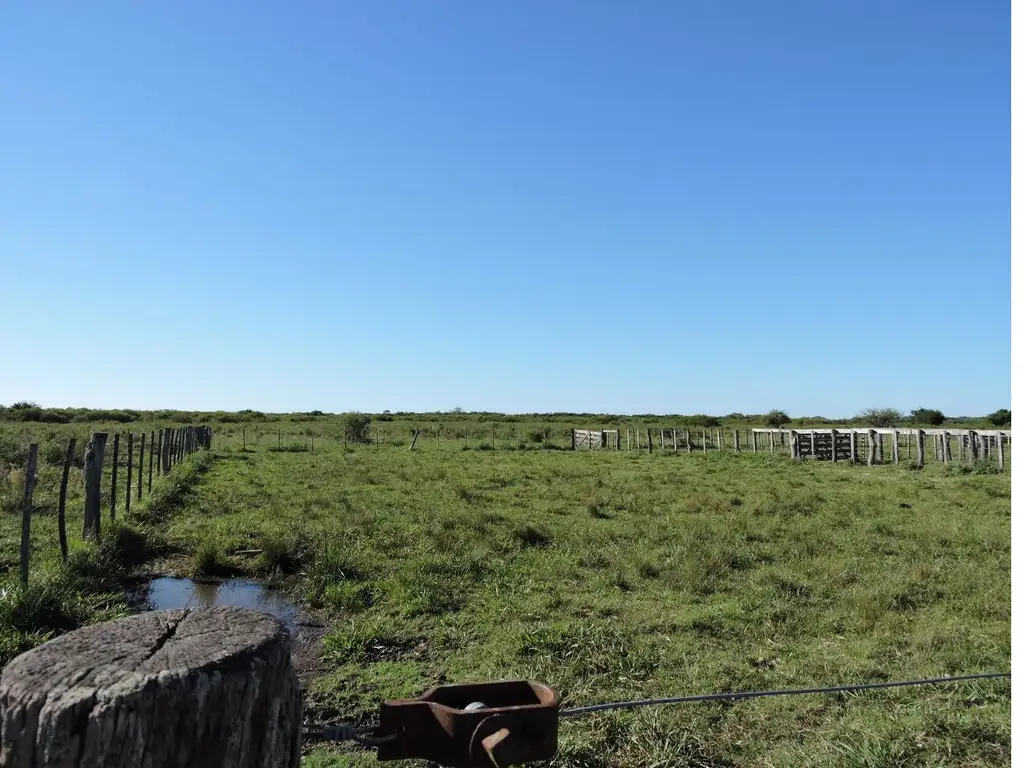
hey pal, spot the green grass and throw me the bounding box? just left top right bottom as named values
left=142, top=444, right=1010, bottom=767
left=0, top=450, right=212, bottom=668
left=0, top=417, right=1009, bottom=766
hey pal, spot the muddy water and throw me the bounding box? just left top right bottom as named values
left=141, top=577, right=301, bottom=638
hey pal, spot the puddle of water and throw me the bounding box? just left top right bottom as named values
left=141, top=577, right=301, bottom=638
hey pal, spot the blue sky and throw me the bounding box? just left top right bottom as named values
left=0, top=1, right=1008, bottom=416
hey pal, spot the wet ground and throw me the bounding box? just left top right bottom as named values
left=133, top=576, right=306, bottom=641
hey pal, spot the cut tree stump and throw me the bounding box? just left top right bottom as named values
left=0, top=606, right=302, bottom=768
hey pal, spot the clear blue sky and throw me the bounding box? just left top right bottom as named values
left=0, top=1, right=1008, bottom=417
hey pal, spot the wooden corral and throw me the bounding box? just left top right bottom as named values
left=571, top=429, right=619, bottom=450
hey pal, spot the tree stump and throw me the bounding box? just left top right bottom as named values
left=0, top=607, right=302, bottom=768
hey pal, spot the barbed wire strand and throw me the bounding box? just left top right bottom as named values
left=305, top=671, right=1010, bottom=744
left=558, top=671, right=1011, bottom=718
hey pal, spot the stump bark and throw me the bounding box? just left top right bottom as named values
left=0, top=607, right=302, bottom=768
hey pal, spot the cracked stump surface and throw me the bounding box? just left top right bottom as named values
left=0, top=606, right=302, bottom=768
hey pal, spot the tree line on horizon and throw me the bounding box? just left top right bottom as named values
left=0, top=402, right=1011, bottom=429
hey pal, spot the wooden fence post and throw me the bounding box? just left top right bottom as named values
left=58, top=438, right=76, bottom=563
left=673, top=429, right=678, bottom=452
left=0, top=606, right=302, bottom=768
left=126, top=433, right=134, bottom=516
left=647, top=429, right=654, bottom=454
left=733, top=429, right=739, bottom=452
left=165, top=427, right=174, bottom=472
left=790, top=430, right=799, bottom=460
left=969, top=431, right=979, bottom=463
left=110, top=433, right=120, bottom=521
left=83, top=433, right=107, bottom=541
left=686, top=429, right=692, bottom=453
left=751, top=430, right=757, bottom=453
left=571, top=430, right=577, bottom=451
left=410, top=429, right=420, bottom=451
left=701, top=429, right=707, bottom=453
left=660, top=429, right=665, bottom=449
left=916, top=429, right=926, bottom=468
left=849, top=429, right=857, bottom=463
left=148, top=431, right=156, bottom=491
left=20, top=444, right=38, bottom=587
left=867, top=430, right=875, bottom=466
left=943, top=431, right=951, bottom=464
left=892, top=429, right=899, bottom=465
left=998, top=432, right=1006, bottom=471
left=769, top=431, right=776, bottom=454
left=156, top=429, right=164, bottom=476
left=138, top=432, right=145, bottom=500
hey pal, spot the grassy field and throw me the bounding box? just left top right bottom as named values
left=0, top=426, right=1011, bottom=766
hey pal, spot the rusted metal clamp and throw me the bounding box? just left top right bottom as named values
left=376, top=680, right=559, bottom=767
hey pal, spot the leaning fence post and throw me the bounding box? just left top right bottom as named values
left=58, top=437, right=76, bottom=563
left=647, top=429, right=654, bottom=454
left=20, top=444, right=38, bottom=587
left=0, top=607, right=302, bottom=768
left=83, top=433, right=107, bottom=541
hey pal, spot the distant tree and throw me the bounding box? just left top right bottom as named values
left=910, top=408, right=945, bottom=426
left=857, top=408, right=903, bottom=427
left=988, top=408, right=1011, bottom=427
left=379, top=410, right=394, bottom=422
left=765, top=409, right=790, bottom=427
left=342, top=413, right=372, bottom=443
left=9, top=401, right=39, bottom=410
left=451, top=406, right=465, bottom=414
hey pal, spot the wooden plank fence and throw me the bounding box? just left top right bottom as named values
left=566, top=424, right=1010, bottom=472
left=14, top=425, right=213, bottom=587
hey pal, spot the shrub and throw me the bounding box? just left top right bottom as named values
left=690, top=414, right=721, bottom=428
left=910, top=408, right=945, bottom=426
left=988, top=409, right=1011, bottom=427
left=765, top=409, right=789, bottom=427
left=857, top=408, right=903, bottom=427
left=528, top=427, right=551, bottom=443
left=342, top=413, right=372, bottom=443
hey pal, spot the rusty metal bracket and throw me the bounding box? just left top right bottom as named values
left=377, top=680, right=559, bottom=767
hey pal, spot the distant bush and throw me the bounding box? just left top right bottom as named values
left=988, top=409, right=1011, bottom=427
left=765, top=409, right=790, bottom=427
left=910, top=408, right=945, bottom=426
left=342, top=413, right=372, bottom=443
left=528, top=427, right=551, bottom=443
left=857, top=408, right=903, bottom=427
left=379, top=410, right=394, bottom=422
left=690, top=414, right=721, bottom=428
